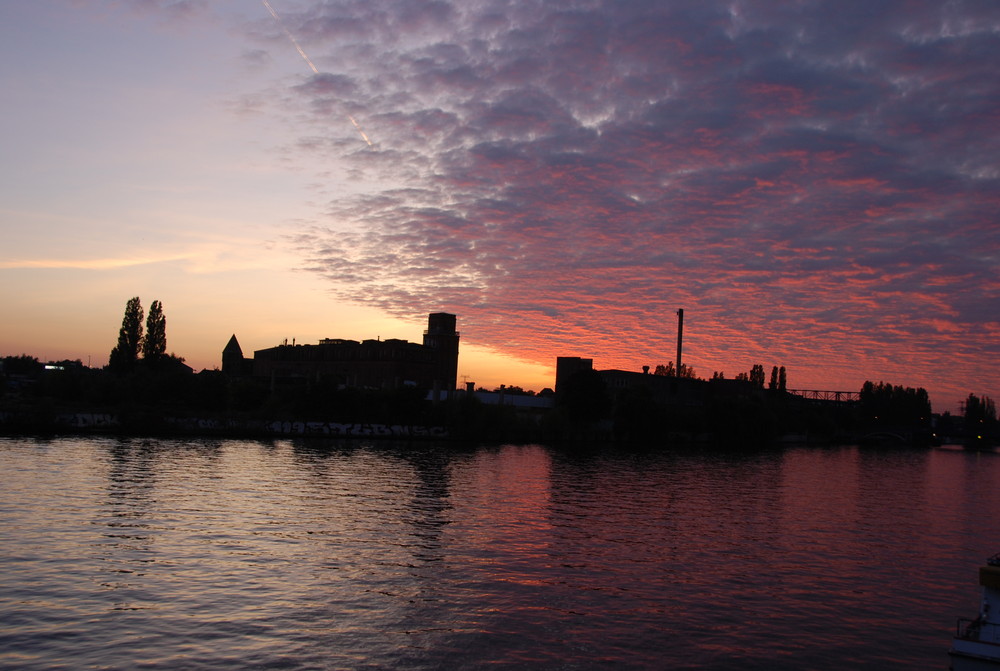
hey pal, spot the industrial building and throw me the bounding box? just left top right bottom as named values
left=555, top=356, right=710, bottom=406
left=553, top=309, right=705, bottom=403
left=223, top=313, right=460, bottom=396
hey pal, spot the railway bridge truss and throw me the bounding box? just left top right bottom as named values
left=787, top=389, right=860, bottom=404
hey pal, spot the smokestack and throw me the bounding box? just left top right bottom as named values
left=675, top=308, right=684, bottom=377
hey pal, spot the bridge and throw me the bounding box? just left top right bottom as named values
left=787, top=389, right=860, bottom=403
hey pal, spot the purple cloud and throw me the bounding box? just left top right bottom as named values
left=251, top=0, right=999, bottom=407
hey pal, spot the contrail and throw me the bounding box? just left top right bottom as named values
left=348, top=115, right=372, bottom=146
left=262, top=0, right=373, bottom=148
left=262, top=0, right=318, bottom=73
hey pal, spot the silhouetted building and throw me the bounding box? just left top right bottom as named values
left=222, top=334, right=252, bottom=376
left=598, top=367, right=708, bottom=406
left=556, top=356, right=713, bottom=406
left=555, top=357, right=594, bottom=395
left=423, top=312, right=460, bottom=395
left=223, top=313, right=460, bottom=395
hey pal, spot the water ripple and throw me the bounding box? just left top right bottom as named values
left=0, top=438, right=997, bottom=669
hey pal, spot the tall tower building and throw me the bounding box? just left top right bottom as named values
left=423, top=313, right=460, bottom=393
left=222, top=334, right=247, bottom=376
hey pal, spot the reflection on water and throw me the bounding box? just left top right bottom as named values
left=0, top=438, right=997, bottom=670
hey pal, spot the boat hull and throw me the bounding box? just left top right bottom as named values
left=951, top=639, right=1000, bottom=669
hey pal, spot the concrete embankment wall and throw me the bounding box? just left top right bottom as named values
left=0, top=412, right=449, bottom=439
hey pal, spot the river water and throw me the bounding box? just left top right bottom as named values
left=1, top=437, right=997, bottom=670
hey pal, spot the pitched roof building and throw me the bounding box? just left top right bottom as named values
left=223, top=313, right=460, bottom=395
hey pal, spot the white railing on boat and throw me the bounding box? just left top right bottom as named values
left=956, top=618, right=1000, bottom=644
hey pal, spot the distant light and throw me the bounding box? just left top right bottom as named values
left=44, top=365, right=65, bottom=371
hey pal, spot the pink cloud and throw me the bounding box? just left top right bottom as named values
left=260, top=0, right=1000, bottom=410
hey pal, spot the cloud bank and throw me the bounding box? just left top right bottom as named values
left=248, top=0, right=999, bottom=406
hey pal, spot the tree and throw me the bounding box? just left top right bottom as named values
left=963, top=393, right=997, bottom=438
left=860, top=380, right=931, bottom=426
left=653, top=362, right=696, bottom=379
left=961, top=393, right=997, bottom=446
left=142, top=300, right=167, bottom=362
left=108, top=297, right=143, bottom=372
left=653, top=363, right=674, bottom=377
left=1, top=354, right=43, bottom=376
left=749, top=364, right=766, bottom=389
left=769, top=366, right=778, bottom=390
left=778, top=366, right=787, bottom=392
left=964, top=393, right=996, bottom=423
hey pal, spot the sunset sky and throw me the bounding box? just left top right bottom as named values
left=2, top=0, right=998, bottom=412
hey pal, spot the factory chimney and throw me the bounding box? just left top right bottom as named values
left=675, top=309, right=684, bottom=377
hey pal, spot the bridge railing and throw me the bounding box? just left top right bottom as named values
left=787, top=389, right=860, bottom=403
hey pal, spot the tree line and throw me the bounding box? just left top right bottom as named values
left=651, top=360, right=788, bottom=392
left=107, top=297, right=182, bottom=372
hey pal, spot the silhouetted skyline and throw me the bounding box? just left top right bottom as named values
left=1, top=1, right=998, bottom=414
